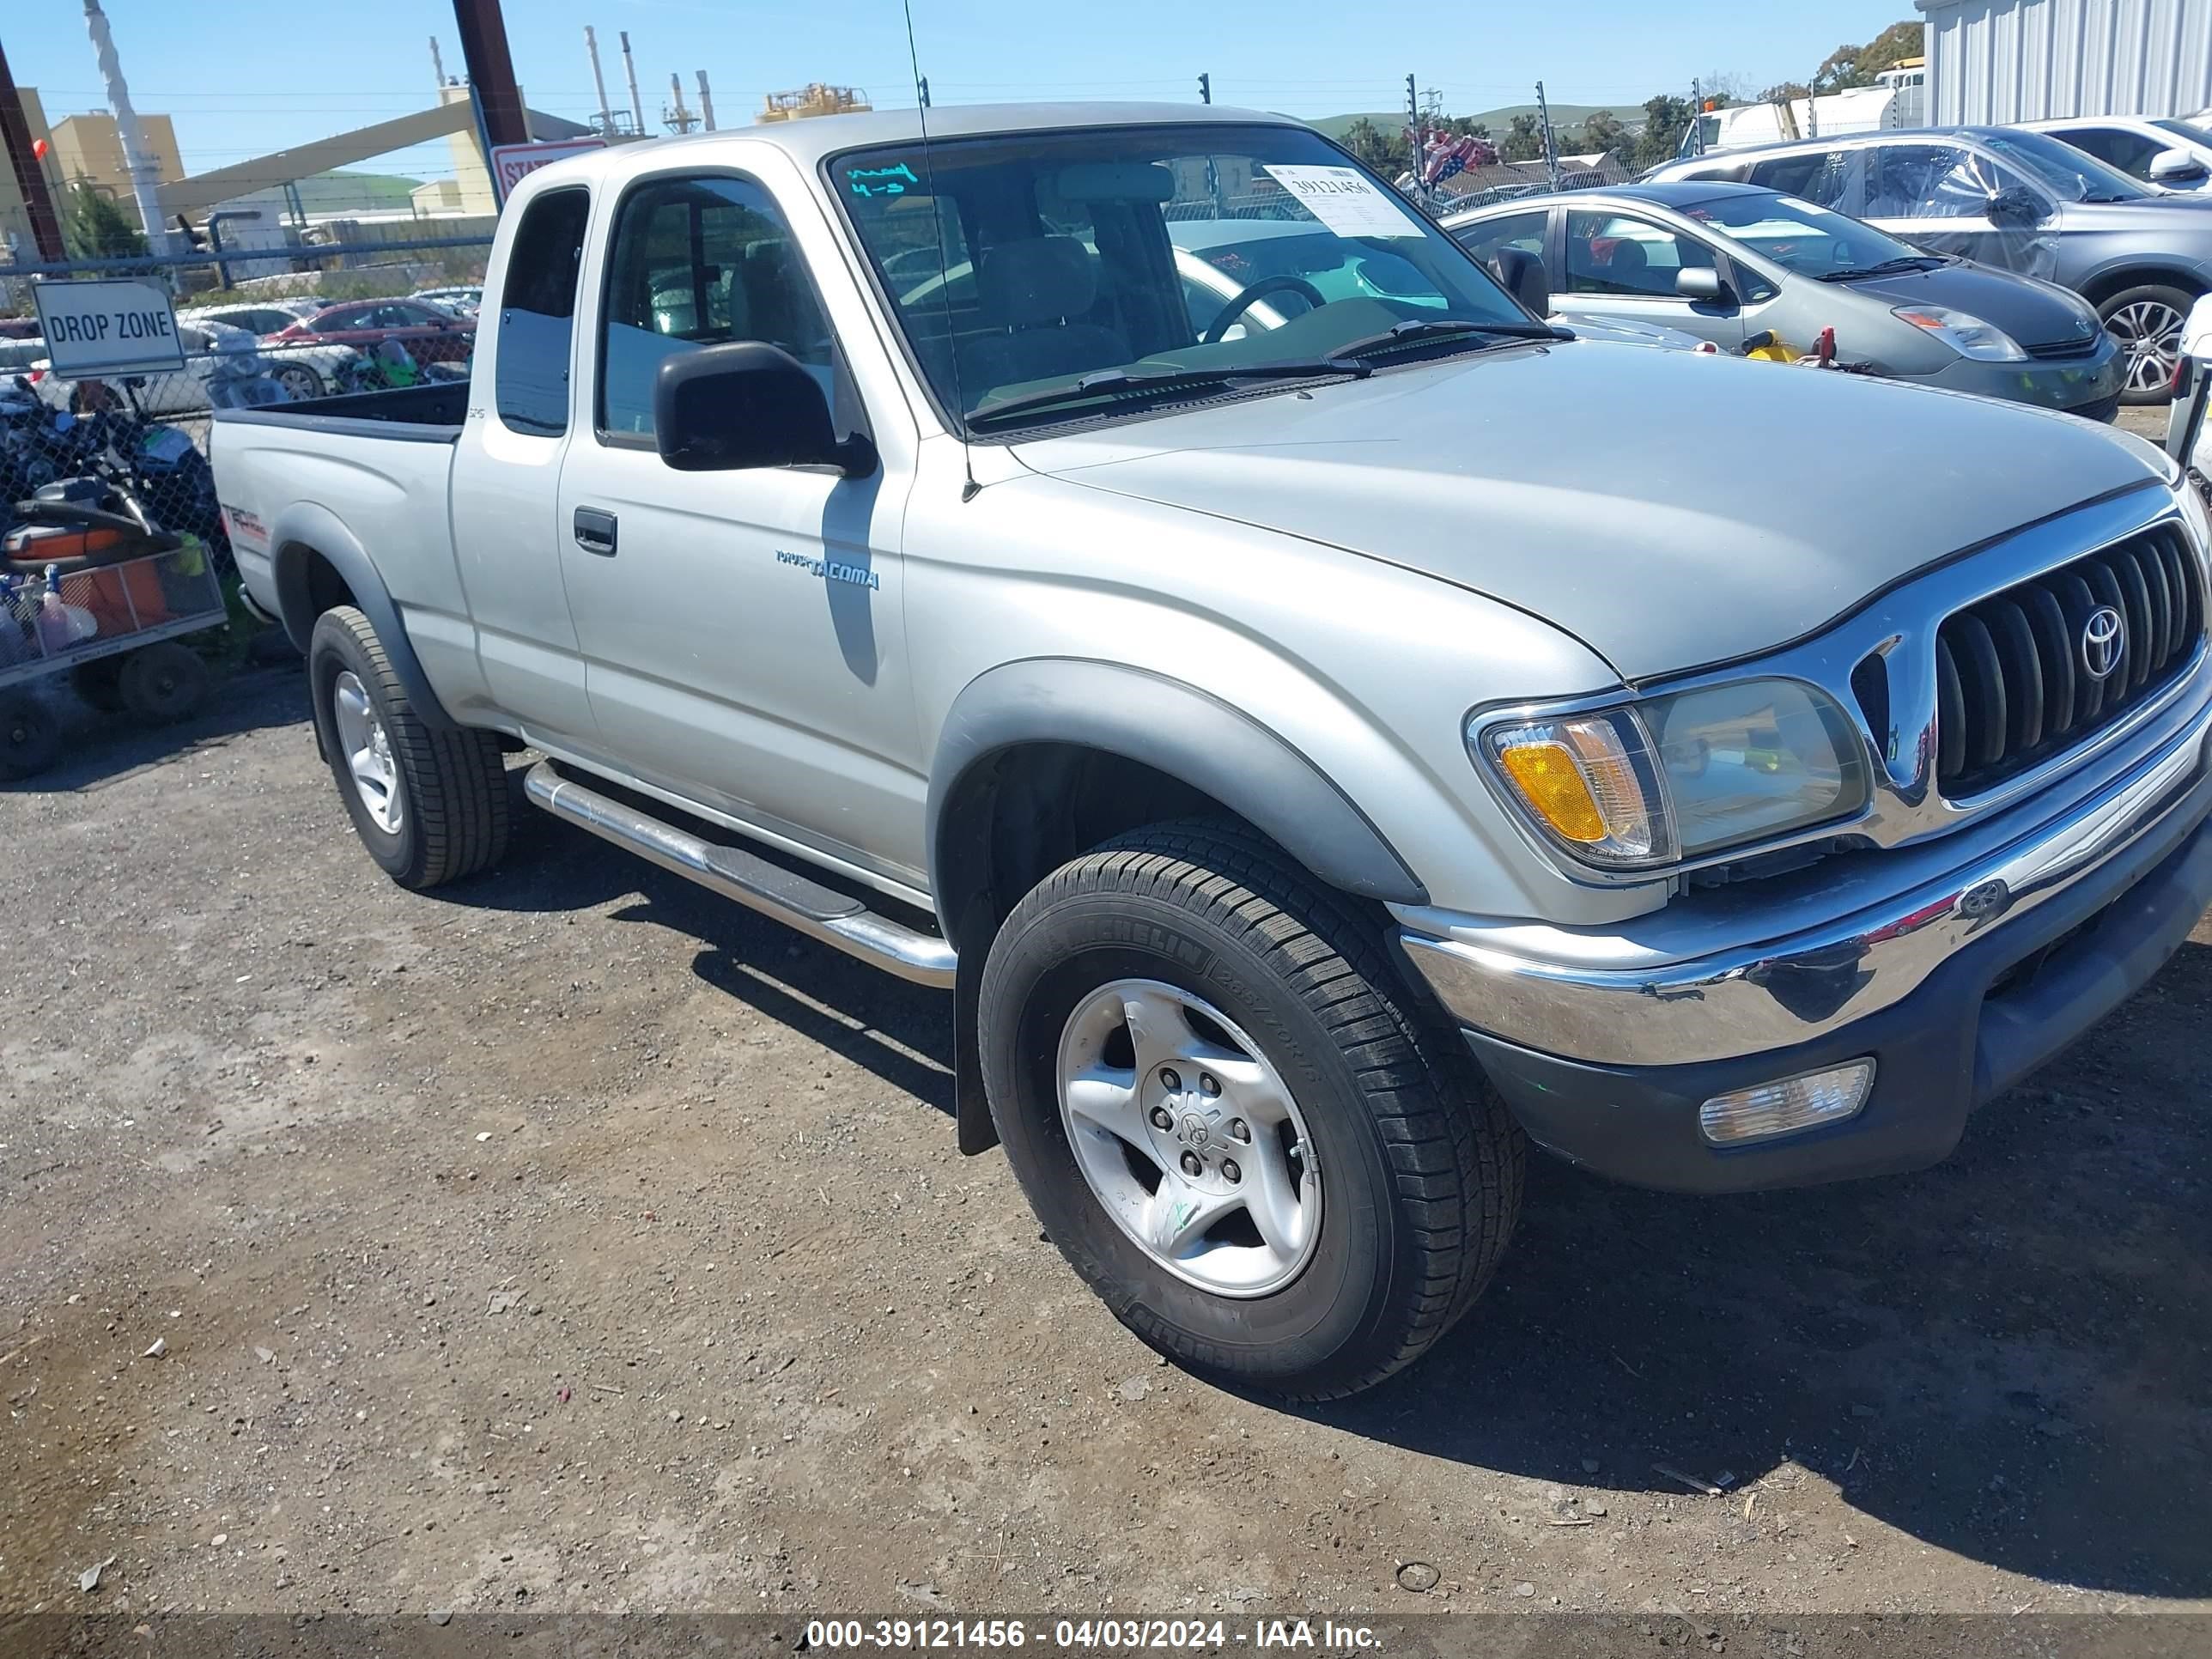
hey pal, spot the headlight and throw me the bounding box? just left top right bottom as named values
left=1476, top=679, right=1869, bottom=872
left=1892, top=305, right=2027, bottom=362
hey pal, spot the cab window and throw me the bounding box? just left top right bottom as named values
left=599, top=173, right=836, bottom=440
left=1450, top=209, right=1547, bottom=266
left=1564, top=210, right=1715, bottom=298
left=494, top=186, right=589, bottom=436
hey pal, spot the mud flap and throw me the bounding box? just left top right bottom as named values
left=954, top=940, right=997, bottom=1154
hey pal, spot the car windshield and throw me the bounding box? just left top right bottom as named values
left=830, top=122, right=1530, bottom=432
left=1678, top=191, right=1924, bottom=276
left=1976, top=128, right=2151, bottom=202
left=2154, top=118, right=2212, bottom=150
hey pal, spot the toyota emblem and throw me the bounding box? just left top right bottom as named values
left=2081, top=605, right=2125, bottom=682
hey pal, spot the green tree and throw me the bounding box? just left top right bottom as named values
left=1340, top=117, right=1409, bottom=171
left=1758, top=80, right=1813, bottom=103
left=1813, top=20, right=1923, bottom=94
left=1577, top=110, right=1627, bottom=156
left=61, top=184, right=148, bottom=261
left=1632, top=94, right=1698, bottom=169
left=1500, top=112, right=1545, bottom=162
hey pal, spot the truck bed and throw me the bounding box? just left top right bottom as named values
left=211, top=380, right=466, bottom=443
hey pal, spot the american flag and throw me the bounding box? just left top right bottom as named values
left=1421, top=133, right=1498, bottom=185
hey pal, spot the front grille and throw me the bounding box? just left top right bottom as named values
left=1934, top=528, right=2203, bottom=797
left=2024, top=336, right=2102, bottom=362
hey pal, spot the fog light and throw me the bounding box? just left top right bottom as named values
left=1698, top=1060, right=1875, bottom=1146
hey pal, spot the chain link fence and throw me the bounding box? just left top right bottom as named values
left=2, top=236, right=493, bottom=562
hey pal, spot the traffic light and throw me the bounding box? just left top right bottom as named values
left=1198, top=73, right=1211, bottom=105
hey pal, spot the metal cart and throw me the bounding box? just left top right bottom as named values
left=0, top=502, right=226, bottom=780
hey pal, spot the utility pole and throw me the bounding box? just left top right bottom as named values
left=1691, top=77, right=1705, bottom=155
left=696, top=70, right=716, bottom=131
left=1534, top=78, right=1560, bottom=190
left=585, top=27, right=615, bottom=137
left=429, top=35, right=447, bottom=88
left=619, top=31, right=647, bottom=138
left=1198, top=72, right=1211, bottom=105
left=82, top=0, right=172, bottom=253
left=451, top=0, right=528, bottom=150
left=0, top=39, right=64, bottom=261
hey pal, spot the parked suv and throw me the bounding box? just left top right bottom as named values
left=1650, top=125, right=2212, bottom=402
left=1446, top=181, right=2124, bottom=418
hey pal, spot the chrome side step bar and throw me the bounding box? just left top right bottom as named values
left=523, top=760, right=957, bottom=988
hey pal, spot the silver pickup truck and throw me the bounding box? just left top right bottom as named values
left=212, top=103, right=2212, bottom=1401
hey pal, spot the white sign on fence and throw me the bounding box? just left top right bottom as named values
left=489, top=137, right=606, bottom=201
left=32, top=278, right=185, bottom=378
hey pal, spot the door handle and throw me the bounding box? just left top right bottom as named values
left=574, top=506, right=617, bottom=556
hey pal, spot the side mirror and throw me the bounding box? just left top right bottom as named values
left=1674, top=266, right=1728, bottom=302
left=1986, top=186, right=2049, bottom=227
left=2149, top=149, right=2210, bottom=185
left=1489, top=246, right=1552, bottom=319
left=653, top=342, right=876, bottom=477
left=2168, top=294, right=2212, bottom=465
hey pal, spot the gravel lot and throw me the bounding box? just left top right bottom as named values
left=3, top=433, right=2209, bottom=1631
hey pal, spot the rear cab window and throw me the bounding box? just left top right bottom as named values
left=494, top=185, right=591, bottom=436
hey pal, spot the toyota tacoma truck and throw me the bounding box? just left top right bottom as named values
left=211, top=104, right=2212, bottom=1401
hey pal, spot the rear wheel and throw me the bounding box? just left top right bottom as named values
left=979, top=821, right=1522, bottom=1401
left=272, top=362, right=323, bottom=402
left=307, top=605, right=508, bottom=889
left=118, top=641, right=210, bottom=724
left=0, top=690, right=60, bottom=780
left=2100, top=283, right=2191, bottom=404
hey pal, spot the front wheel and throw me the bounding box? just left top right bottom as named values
left=979, top=822, right=1523, bottom=1401
left=2101, top=283, right=2191, bottom=404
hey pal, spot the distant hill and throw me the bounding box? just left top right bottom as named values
left=292, top=171, right=423, bottom=214
left=1309, top=103, right=1641, bottom=140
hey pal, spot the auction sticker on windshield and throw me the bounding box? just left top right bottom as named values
left=32, top=279, right=185, bottom=377
left=1260, top=166, right=1425, bottom=238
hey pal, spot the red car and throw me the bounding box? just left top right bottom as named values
left=270, top=299, right=477, bottom=365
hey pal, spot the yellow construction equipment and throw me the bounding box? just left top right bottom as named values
left=757, top=85, right=872, bottom=123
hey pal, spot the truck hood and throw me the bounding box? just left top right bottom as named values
left=1007, top=340, right=2172, bottom=681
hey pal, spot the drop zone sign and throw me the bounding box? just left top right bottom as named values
left=33, top=278, right=185, bottom=378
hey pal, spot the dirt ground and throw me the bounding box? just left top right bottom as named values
left=3, top=630, right=2209, bottom=1631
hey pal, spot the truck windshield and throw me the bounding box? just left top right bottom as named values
left=830, top=123, right=1531, bottom=433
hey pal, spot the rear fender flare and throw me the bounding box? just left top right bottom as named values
left=268, top=501, right=456, bottom=729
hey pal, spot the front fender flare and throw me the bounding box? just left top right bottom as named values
left=268, top=501, right=456, bottom=729
left=927, top=657, right=1428, bottom=929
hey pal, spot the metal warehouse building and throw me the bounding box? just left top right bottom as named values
left=1917, top=0, right=2212, bottom=124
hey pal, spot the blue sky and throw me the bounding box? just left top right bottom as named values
left=10, top=0, right=1914, bottom=185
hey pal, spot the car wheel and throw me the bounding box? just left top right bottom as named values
left=273, top=362, right=323, bottom=401
left=118, top=641, right=210, bottom=724
left=979, top=819, right=1523, bottom=1401
left=2101, top=283, right=2192, bottom=404
left=307, top=605, right=508, bottom=889
left=0, top=690, right=61, bottom=780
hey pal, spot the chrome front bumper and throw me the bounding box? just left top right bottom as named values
left=1402, top=687, right=2212, bottom=1070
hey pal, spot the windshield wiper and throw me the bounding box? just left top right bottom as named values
left=965, top=362, right=1365, bottom=428
left=1323, top=316, right=1570, bottom=365
left=1816, top=254, right=1949, bottom=282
